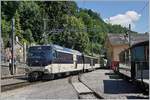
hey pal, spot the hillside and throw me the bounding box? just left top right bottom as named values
left=1, top=1, right=137, bottom=55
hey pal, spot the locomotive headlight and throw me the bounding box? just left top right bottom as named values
left=44, top=67, right=50, bottom=74
left=44, top=66, right=52, bottom=73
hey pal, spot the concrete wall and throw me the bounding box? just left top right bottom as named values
left=105, top=37, right=129, bottom=68
left=105, top=38, right=113, bottom=67
left=112, top=45, right=129, bottom=61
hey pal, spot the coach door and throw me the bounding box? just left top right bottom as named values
left=73, top=54, right=77, bottom=69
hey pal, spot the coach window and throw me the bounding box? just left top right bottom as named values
left=135, top=46, right=144, bottom=61
left=144, top=46, right=149, bottom=70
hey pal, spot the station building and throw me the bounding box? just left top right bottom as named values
left=104, top=33, right=149, bottom=70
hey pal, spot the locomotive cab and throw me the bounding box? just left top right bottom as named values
left=26, top=46, right=54, bottom=81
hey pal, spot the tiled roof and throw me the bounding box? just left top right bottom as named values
left=107, top=33, right=128, bottom=45
left=107, top=33, right=149, bottom=46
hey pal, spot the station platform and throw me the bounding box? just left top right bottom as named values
left=1, top=63, right=26, bottom=78
left=80, top=69, right=149, bottom=99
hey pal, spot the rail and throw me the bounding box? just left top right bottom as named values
left=1, top=79, right=43, bottom=92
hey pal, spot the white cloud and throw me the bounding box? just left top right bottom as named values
left=104, top=11, right=141, bottom=28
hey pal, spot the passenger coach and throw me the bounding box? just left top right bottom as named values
left=119, top=40, right=149, bottom=91
left=25, top=44, right=100, bottom=81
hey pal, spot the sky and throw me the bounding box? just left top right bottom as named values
left=76, top=0, right=149, bottom=33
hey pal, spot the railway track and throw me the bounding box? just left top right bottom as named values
left=69, top=74, right=103, bottom=99
left=1, top=71, right=84, bottom=92
left=2, top=70, right=104, bottom=99
left=1, top=80, right=42, bottom=92
left=1, top=70, right=79, bottom=92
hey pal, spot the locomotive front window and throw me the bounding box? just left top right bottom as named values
left=28, top=51, right=44, bottom=58
left=27, top=46, right=52, bottom=66
left=28, top=50, right=51, bottom=58
left=28, top=46, right=52, bottom=59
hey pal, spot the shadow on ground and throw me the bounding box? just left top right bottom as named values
left=105, top=72, right=121, bottom=79
left=127, top=95, right=149, bottom=99
left=16, top=76, right=28, bottom=80
left=103, top=80, right=142, bottom=94
left=105, top=72, right=116, bottom=76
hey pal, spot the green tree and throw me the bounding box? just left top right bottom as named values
left=1, top=1, right=138, bottom=55
left=23, top=29, right=34, bottom=44
left=1, top=18, right=11, bottom=47
left=14, top=10, right=23, bottom=42
left=18, top=1, right=43, bottom=43
left=1, top=1, right=20, bottom=21
left=52, top=15, right=89, bottom=53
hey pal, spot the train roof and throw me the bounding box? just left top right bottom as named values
left=29, top=44, right=100, bottom=58
left=131, top=40, right=149, bottom=48
left=52, top=44, right=82, bottom=55
left=119, top=40, right=149, bottom=55
left=28, top=45, right=51, bottom=50
left=29, top=44, right=82, bottom=55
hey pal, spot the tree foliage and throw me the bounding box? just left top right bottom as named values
left=1, top=1, right=137, bottom=55
left=14, top=11, right=22, bottom=41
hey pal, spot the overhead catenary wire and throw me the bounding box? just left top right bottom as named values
left=137, top=1, right=149, bottom=33
left=134, top=2, right=149, bottom=26
left=137, top=1, right=149, bottom=14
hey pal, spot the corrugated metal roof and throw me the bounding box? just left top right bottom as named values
left=107, top=33, right=128, bottom=45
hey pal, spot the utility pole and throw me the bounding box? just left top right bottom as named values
left=128, top=24, right=131, bottom=71
left=91, top=38, right=94, bottom=56
left=43, top=19, right=47, bottom=45
left=23, top=42, right=26, bottom=62
left=128, top=24, right=131, bottom=47
left=11, top=18, right=15, bottom=75
left=91, top=26, right=96, bottom=57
